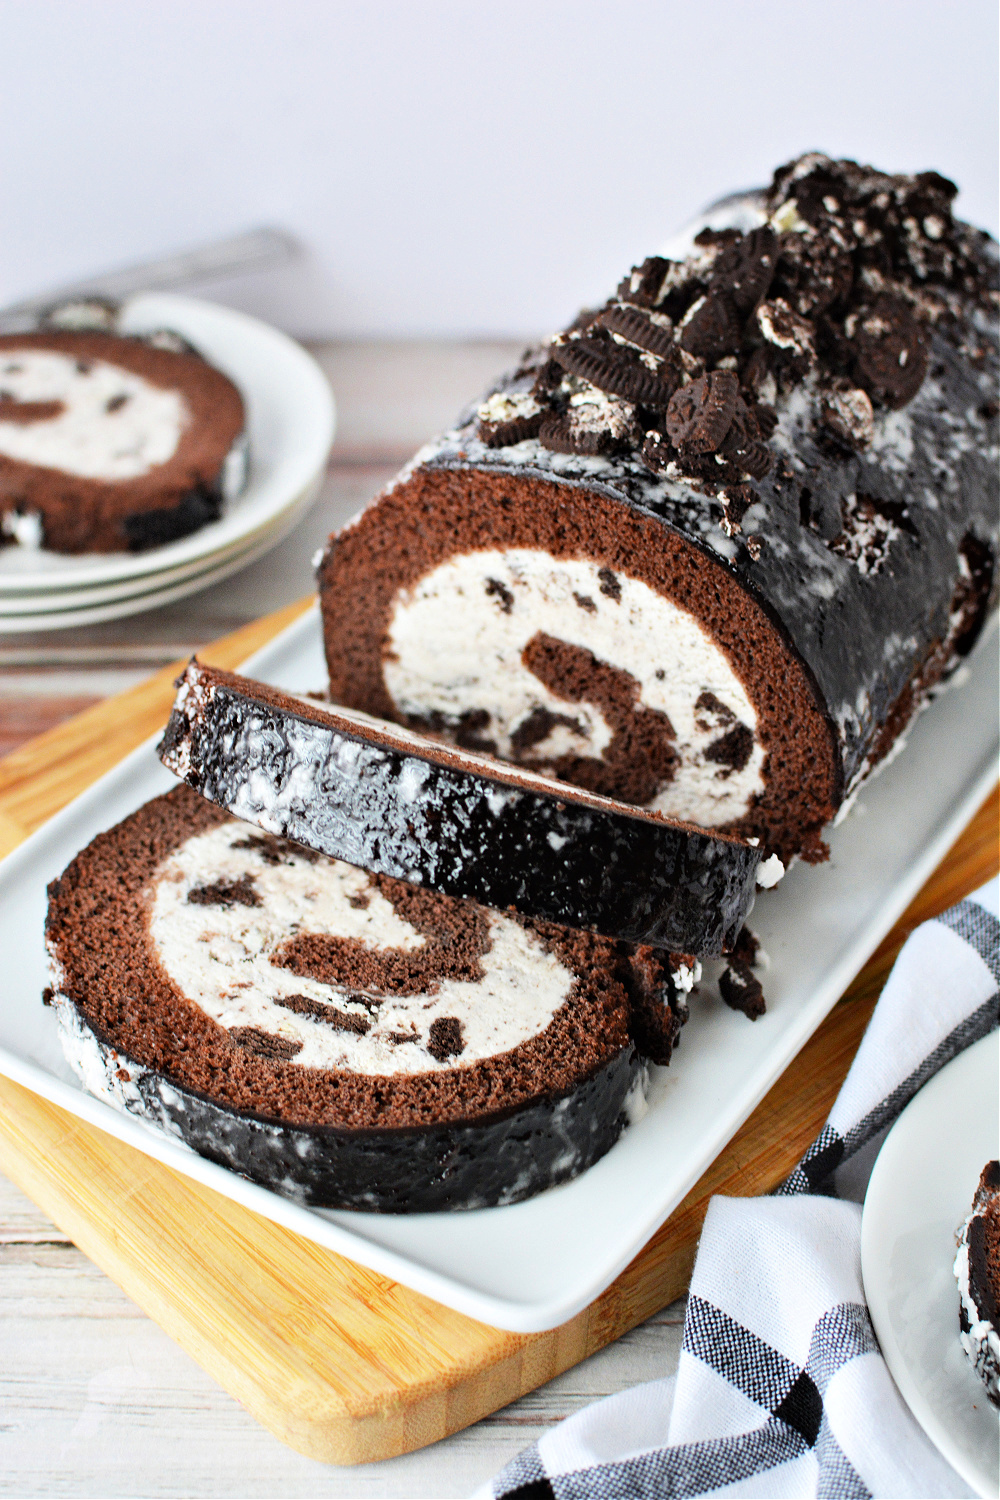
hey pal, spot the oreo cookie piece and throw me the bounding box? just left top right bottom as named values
left=772, top=229, right=854, bottom=318
left=678, top=294, right=742, bottom=362
left=640, top=429, right=674, bottom=474
left=549, top=331, right=674, bottom=408
left=819, top=382, right=875, bottom=449
left=476, top=389, right=545, bottom=447
left=616, top=256, right=671, bottom=308
left=709, top=227, right=779, bottom=317
left=595, top=305, right=678, bottom=360
left=716, top=402, right=773, bottom=481
left=538, top=387, right=639, bottom=458
left=159, top=659, right=763, bottom=954
left=46, top=785, right=647, bottom=1213
left=0, top=330, right=245, bottom=554
left=848, top=295, right=929, bottom=409
left=755, top=299, right=817, bottom=363
left=665, top=370, right=740, bottom=454
left=719, top=959, right=766, bottom=1020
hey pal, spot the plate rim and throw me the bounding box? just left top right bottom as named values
left=861, top=1032, right=1000, bottom=1498
left=0, top=498, right=318, bottom=632
left=0, top=477, right=322, bottom=623
left=0, top=479, right=315, bottom=605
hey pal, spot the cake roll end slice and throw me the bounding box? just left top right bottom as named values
left=159, top=659, right=765, bottom=954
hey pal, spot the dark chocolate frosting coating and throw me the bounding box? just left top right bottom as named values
left=123, top=482, right=224, bottom=550
left=53, top=997, right=642, bottom=1212
left=159, top=662, right=761, bottom=953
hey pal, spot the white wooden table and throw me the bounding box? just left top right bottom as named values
left=0, top=341, right=686, bottom=1497
left=0, top=1170, right=685, bottom=1498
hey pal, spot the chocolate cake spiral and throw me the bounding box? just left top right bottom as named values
left=45, top=785, right=664, bottom=1212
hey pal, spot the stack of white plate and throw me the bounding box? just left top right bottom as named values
left=0, top=293, right=336, bottom=631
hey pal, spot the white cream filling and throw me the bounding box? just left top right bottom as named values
left=672, top=961, right=702, bottom=994
left=0, top=350, right=188, bottom=480
left=756, top=854, right=785, bottom=888
left=148, top=823, right=572, bottom=1075
left=383, top=549, right=765, bottom=826
left=1, top=509, right=43, bottom=547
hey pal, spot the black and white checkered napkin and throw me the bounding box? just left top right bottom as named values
left=482, top=879, right=999, bottom=1500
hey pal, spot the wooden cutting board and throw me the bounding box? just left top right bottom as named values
left=0, top=595, right=995, bottom=1466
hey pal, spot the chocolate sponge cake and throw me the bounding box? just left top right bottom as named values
left=319, top=154, right=999, bottom=861
left=159, top=659, right=766, bottom=953
left=0, top=328, right=245, bottom=553
left=955, top=1159, right=1000, bottom=1404
left=45, top=784, right=652, bottom=1212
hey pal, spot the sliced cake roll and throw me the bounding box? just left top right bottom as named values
left=319, top=154, right=998, bottom=862
left=955, top=1159, right=1000, bottom=1404
left=45, top=785, right=659, bottom=1212
left=159, top=659, right=766, bottom=954
left=0, top=327, right=245, bottom=553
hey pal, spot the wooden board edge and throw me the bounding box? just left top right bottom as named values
left=0, top=1079, right=539, bottom=1464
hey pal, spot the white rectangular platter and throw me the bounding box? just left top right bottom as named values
left=0, top=605, right=995, bottom=1333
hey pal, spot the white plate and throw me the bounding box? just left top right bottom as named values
left=0, top=607, right=996, bottom=1332
left=862, top=1034, right=1000, bottom=1497
left=0, top=486, right=310, bottom=606
left=0, top=293, right=335, bottom=593
left=0, top=475, right=321, bottom=626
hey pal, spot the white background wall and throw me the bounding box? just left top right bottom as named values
left=1, top=0, right=996, bottom=339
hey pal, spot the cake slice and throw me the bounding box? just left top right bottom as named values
left=955, top=1159, right=1000, bottom=1404
left=45, top=784, right=661, bottom=1212
left=0, top=327, right=245, bottom=553
left=159, top=659, right=766, bottom=954
left=318, top=155, right=998, bottom=862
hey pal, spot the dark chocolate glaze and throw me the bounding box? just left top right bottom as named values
left=55, top=994, right=643, bottom=1212
left=967, top=1159, right=1000, bottom=1333
left=958, top=1159, right=1000, bottom=1403
left=123, top=483, right=223, bottom=550
left=410, top=306, right=998, bottom=795
left=159, top=662, right=761, bottom=953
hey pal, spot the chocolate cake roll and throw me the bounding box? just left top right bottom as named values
left=955, top=1159, right=1000, bottom=1404
left=159, top=659, right=766, bottom=953
left=319, top=154, right=999, bottom=861
left=0, top=329, right=246, bottom=553
left=45, top=785, right=656, bottom=1212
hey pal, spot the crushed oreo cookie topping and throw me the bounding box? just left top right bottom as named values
left=474, top=154, right=997, bottom=546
